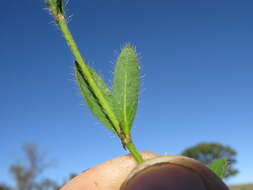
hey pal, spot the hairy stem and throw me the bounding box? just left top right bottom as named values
left=56, top=15, right=120, bottom=134
left=46, top=1, right=144, bottom=163
left=126, top=141, right=144, bottom=164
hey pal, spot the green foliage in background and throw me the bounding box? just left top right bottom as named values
left=181, top=142, right=238, bottom=179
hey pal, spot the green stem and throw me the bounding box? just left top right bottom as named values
left=46, top=7, right=144, bottom=164
left=125, top=141, right=144, bottom=164
left=55, top=15, right=121, bottom=134
left=56, top=16, right=144, bottom=164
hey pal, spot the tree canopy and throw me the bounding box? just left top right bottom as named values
left=181, top=142, right=238, bottom=178
left=0, top=184, right=11, bottom=190
left=10, top=143, right=57, bottom=190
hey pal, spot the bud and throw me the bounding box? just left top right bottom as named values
left=45, top=0, right=64, bottom=15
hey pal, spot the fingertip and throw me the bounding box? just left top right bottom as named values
left=60, top=152, right=159, bottom=190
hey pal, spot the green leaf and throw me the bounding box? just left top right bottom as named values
left=208, top=157, right=228, bottom=179
left=112, top=44, right=140, bottom=134
left=74, top=61, right=116, bottom=133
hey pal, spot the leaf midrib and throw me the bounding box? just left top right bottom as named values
left=123, top=69, right=128, bottom=131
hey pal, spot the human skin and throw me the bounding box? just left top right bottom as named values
left=60, top=152, right=159, bottom=190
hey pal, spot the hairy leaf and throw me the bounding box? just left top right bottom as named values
left=112, top=44, right=140, bottom=134
left=74, top=61, right=116, bottom=133
left=209, top=157, right=228, bottom=179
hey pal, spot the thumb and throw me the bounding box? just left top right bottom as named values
left=60, top=152, right=159, bottom=190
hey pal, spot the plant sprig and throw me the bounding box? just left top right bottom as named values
left=45, top=0, right=144, bottom=163
left=209, top=158, right=228, bottom=179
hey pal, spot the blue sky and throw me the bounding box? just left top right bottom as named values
left=1, top=0, right=253, bottom=186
